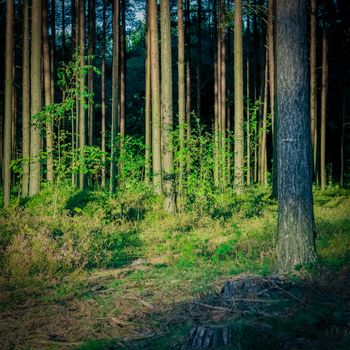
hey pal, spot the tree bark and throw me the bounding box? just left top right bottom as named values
left=22, top=0, right=30, bottom=197
left=196, top=0, right=201, bottom=119
left=29, top=0, right=43, bottom=197
left=178, top=0, right=185, bottom=199
left=234, top=0, right=244, bottom=193
left=276, top=0, right=317, bottom=272
left=145, top=0, right=151, bottom=186
left=320, top=25, right=328, bottom=191
left=101, top=0, right=106, bottom=188
left=3, top=0, right=14, bottom=206
left=161, top=0, right=176, bottom=212
left=119, top=0, right=126, bottom=187
left=88, top=0, right=95, bottom=146
left=43, top=0, right=54, bottom=183
left=110, top=0, right=120, bottom=194
left=310, top=0, right=318, bottom=181
left=149, top=0, right=162, bottom=193
left=185, top=0, right=191, bottom=180
left=79, top=0, right=86, bottom=189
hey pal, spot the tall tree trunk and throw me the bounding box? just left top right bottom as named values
left=178, top=0, right=185, bottom=198
left=310, top=0, right=318, bottom=181
left=246, top=15, right=251, bottom=186
left=196, top=0, right=201, bottom=118
left=88, top=0, right=95, bottom=146
left=62, top=0, right=65, bottom=60
left=260, top=55, right=268, bottom=186
left=3, top=0, right=14, bottom=206
left=160, top=0, right=176, bottom=212
left=234, top=0, right=244, bottom=193
left=269, top=0, right=278, bottom=196
left=185, top=0, right=191, bottom=179
left=119, top=0, right=126, bottom=187
left=110, top=0, right=120, bottom=194
left=79, top=0, right=86, bottom=189
left=340, top=96, right=345, bottom=187
left=320, top=25, right=328, bottom=191
left=220, top=0, right=227, bottom=188
left=149, top=0, right=162, bottom=193
left=50, top=0, right=55, bottom=103
left=43, top=0, right=54, bottom=183
left=22, top=0, right=30, bottom=197
left=213, top=0, right=219, bottom=188
left=276, top=0, right=317, bottom=272
left=29, top=0, right=43, bottom=196
left=145, top=0, right=151, bottom=185
left=101, top=0, right=106, bottom=188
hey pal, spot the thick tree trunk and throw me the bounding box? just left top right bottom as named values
left=161, top=0, right=176, bottom=212
left=276, top=0, right=317, bottom=272
left=320, top=26, right=328, bottom=191
left=110, top=0, right=120, bottom=194
left=43, top=0, right=54, bottom=183
left=234, top=0, right=244, bottom=193
left=101, top=0, right=106, bottom=188
left=79, top=0, right=86, bottom=189
left=149, top=0, right=162, bottom=193
left=178, top=0, right=185, bottom=198
left=22, top=0, right=30, bottom=197
left=29, top=0, right=43, bottom=197
left=3, top=0, right=14, bottom=206
left=145, top=1, right=151, bottom=186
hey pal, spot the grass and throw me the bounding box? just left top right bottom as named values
left=0, top=183, right=349, bottom=349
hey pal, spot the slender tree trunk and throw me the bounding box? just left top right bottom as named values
left=340, top=96, right=345, bottom=187
left=161, top=0, right=176, bottom=212
left=213, top=0, right=219, bottom=188
left=220, top=0, right=226, bottom=188
left=234, top=0, right=244, bottom=193
left=178, top=0, right=185, bottom=198
left=62, top=0, right=65, bottom=60
left=29, top=0, right=43, bottom=196
left=101, top=0, right=106, bottom=188
left=320, top=25, right=328, bottom=191
left=88, top=0, right=95, bottom=146
left=120, top=0, right=126, bottom=186
left=196, top=0, right=201, bottom=118
left=246, top=16, right=251, bottom=186
left=149, top=0, right=162, bottom=193
left=22, top=0, right=30, bottom=197
left=269, top=0, right=278, bottom=196
left=50, top=0, right=55, bottom=103
left=43, top=0, right=54, bottom=183
left=110, top=0, right=120, bottom=194
left=260, top=55, right=268, bottom=186
left=145, top=1, right=151, bottom=185
left=79, top=0, right=86, bottom=189
left=3, top=0, right=14, bottom=206
left=276, top=0, right=317, bottom=272
left=186, top=0, right=191, bottom=179
left=310, top=0, right=318, bottom=181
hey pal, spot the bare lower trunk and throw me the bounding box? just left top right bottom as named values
left=276, top=0, right=317, bottom=272
left=3, top=0, right=14, bottom=206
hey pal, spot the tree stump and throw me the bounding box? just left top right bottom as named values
left=186, top=324, right=230, bottom=349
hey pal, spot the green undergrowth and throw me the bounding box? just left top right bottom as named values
left=0, top=183, right=349, bottom=322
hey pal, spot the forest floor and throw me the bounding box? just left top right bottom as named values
left=0, top=186, right=349, bottom=349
